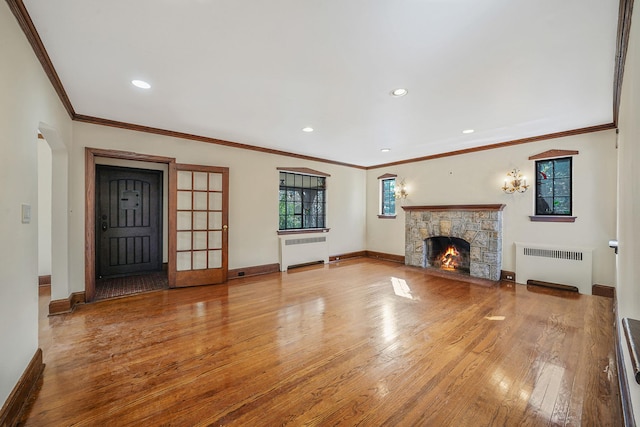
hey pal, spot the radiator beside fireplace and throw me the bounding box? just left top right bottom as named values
left=279, top=234, right=329, bottom=271
left=515, top=242, right=593, bottom=295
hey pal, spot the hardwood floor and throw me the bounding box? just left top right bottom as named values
left=23, top=258, right=621, bottom=426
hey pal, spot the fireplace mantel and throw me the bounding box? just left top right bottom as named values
left=402, top=204, right=506, bottom=212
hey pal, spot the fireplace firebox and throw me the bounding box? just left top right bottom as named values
left=424, top=236, right=471, bottom=274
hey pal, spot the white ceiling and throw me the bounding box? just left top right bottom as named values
left=23, top=0, right=620, bottom=167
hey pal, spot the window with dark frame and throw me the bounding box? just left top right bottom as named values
left=381, top=177, right=396, bottom=216
left=535, top=157, right=572, bottom=215
left=279, top=171, right=326, bottom=230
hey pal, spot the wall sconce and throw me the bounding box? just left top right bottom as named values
left=395, top=179, right=409, bottom=199
left=502, top=168, right=529, bottom=193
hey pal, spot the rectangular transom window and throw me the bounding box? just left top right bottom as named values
left=279, top=171, right=326, bottom=230
left=535, top=157, right=572, bottom=215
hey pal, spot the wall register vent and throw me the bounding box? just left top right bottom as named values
left=279, top=234, right=329, bottom=271
left=523, top=247, right=583, bottom=261
left=285, top=237, right=326, bottom=246
left=515, top=242, right=593, bottom=295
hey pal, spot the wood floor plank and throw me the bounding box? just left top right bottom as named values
left=23, top=259, right=621, bottom=426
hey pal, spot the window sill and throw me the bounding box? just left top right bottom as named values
left=277, top=228, right=330, bottom=235
left=529, top=216, right=577, bottom=223
left=377, top=215, right=397, bottom=219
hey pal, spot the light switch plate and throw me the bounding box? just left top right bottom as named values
left=21, top=204, right=31, bottom=224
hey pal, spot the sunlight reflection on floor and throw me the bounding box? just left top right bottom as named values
left=390, top=277, right=414, bottom=300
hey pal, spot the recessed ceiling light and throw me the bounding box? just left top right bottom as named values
left=131, top=79, right=151, bottom=89
left=391, top=88, right=408, bottom=97
left=380, top=148, right=391, bottom=152
left=462, top=129, right=475, bottom=134
left=302, top=127, right=314, bottom=132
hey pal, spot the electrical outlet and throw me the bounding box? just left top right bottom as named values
left=501, top=271, right=516, bottom=282
left=238, top=271, right=245, bottom=277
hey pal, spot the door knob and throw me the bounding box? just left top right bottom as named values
left=222, top=225, right=228, bottom=230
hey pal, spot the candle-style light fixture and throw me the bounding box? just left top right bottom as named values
left=395, top=179, right=409, bottom=199
left=502, top=168, right=529, bottom=193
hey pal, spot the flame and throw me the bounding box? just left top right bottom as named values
left=440, top=245, right=460, bottom=270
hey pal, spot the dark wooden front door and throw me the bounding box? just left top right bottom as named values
left=96, top=165, right=163, bottom=278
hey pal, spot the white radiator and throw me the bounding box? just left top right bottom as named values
left=279, top=233, right=329, bottom=271
left=515, top=242, right=593, bottom=295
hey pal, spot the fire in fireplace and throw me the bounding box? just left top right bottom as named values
left=440, top=246, right=460, bottom=270
left=424, top=236, right=471, bottom=274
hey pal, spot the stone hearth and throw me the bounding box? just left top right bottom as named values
left=403, top=205, right=505, bottom=281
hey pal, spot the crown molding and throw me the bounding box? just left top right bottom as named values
left=7, top=0, right=628, bottom=170
left=74, top=115, right=366, bottom=170
left=613, top=0, right=635, bottom=126
left=6, top=0, right=75, bottom=118
left=366, top=123, right=615, bottom=170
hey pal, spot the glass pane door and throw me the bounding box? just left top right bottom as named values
left=169, top=164, right=228, bottom=287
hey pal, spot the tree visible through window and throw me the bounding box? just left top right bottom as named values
left=535, top=157, right=572, bottom=215
left=279, top=171, right=326, bottom=230
left=381, top=178, right=396, bottom=216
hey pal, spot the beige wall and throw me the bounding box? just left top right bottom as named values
left=616, top=1, right=640, bottom=421
left=68, top=122, right=367, bottom=293
left=366, top=130, right=618, bottom=288
left=37, top=139, right=52, bottom=276
left=0, top=2, right=73, bottom=406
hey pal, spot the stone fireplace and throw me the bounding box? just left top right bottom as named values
left=403, top=204, right=505, bottom=281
